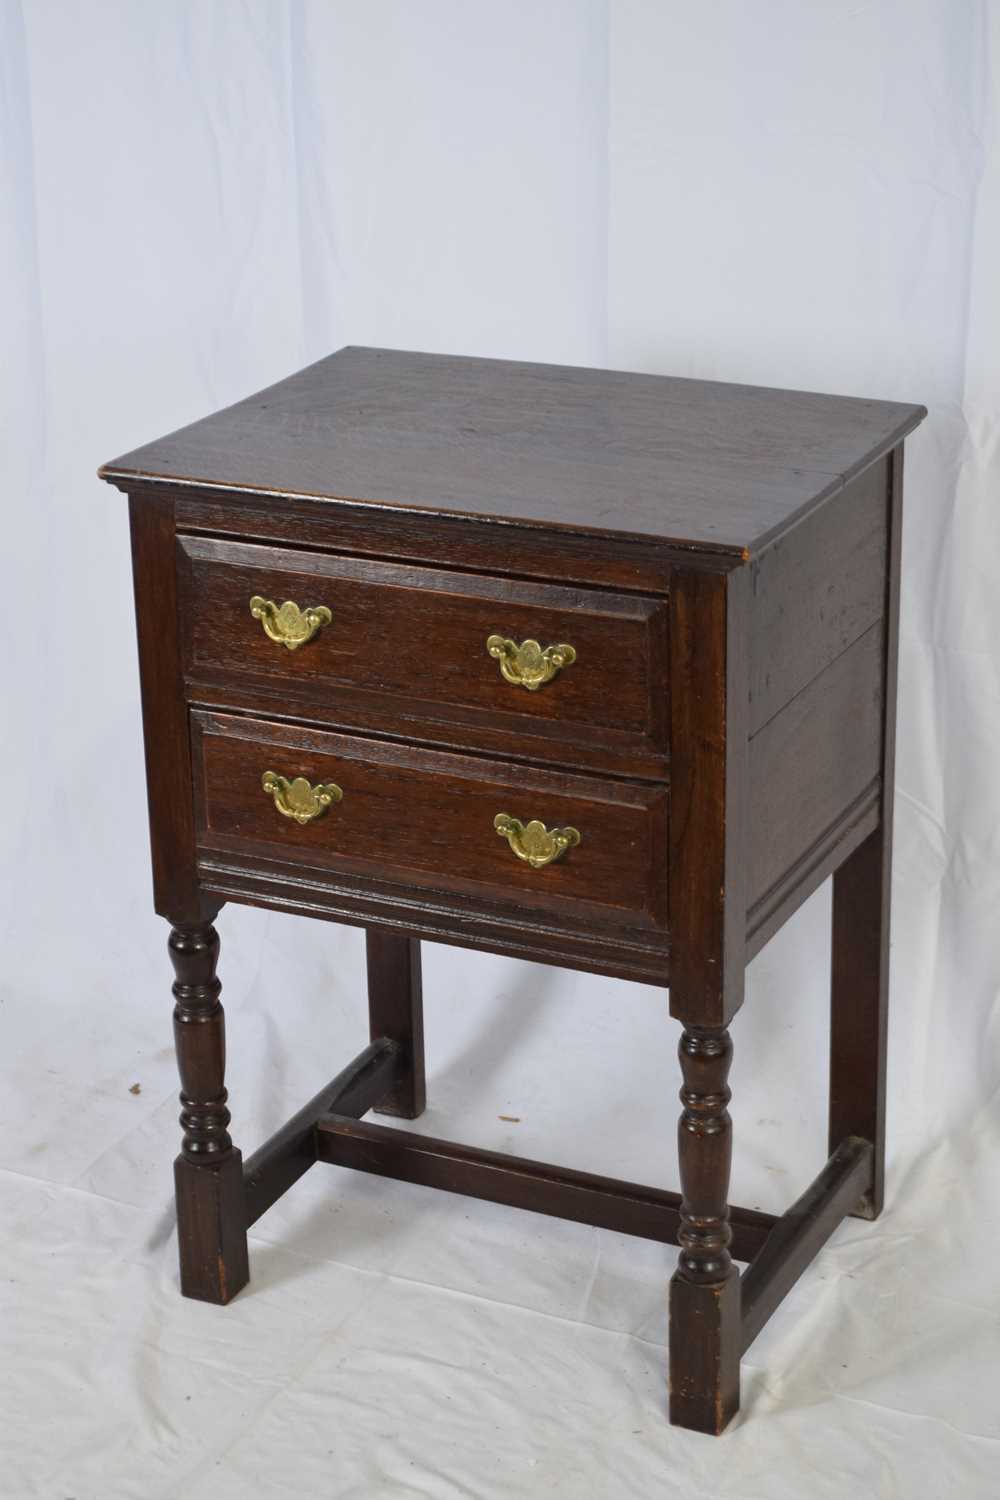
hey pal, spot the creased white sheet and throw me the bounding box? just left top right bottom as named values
left=1, top=3, right=998, bottom=1496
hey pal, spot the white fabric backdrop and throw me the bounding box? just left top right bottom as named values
left=2, top=2, right=997, bottom=1495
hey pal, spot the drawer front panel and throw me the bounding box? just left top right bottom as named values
left=179, top=537, right=668, bottom=773
left=192, top=712, right=669, bottom=932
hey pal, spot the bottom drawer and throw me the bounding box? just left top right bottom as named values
left=191, top=712, right=669, bottom=933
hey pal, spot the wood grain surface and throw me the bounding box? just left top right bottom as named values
left=178, top=534, right=668, bottom=776
left=101, top=351, right=927, bottom=1436
left=748, top=455, right=889, bottom=733
left=747, top=621, right=884, bottom=908
left=191, top=710, right=669, bottom=933
left=101, top=345, right=925, bottom=554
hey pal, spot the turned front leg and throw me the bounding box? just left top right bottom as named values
left=169, top=921, right=249, bottom=1303
left=669, top=1025, right=740, bottom=1433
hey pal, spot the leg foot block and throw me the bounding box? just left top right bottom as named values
left=669, top=1270, right=741, bottom=1434
left=174, top=1149, right=249, bottom=1304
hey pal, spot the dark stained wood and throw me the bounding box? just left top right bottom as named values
left=190, top=710, right=669, bottom=934
left=747, top=621, right=884, bottom=909
left=829, top=833, right=891, bottom=1219
left=669, top=1274, right=742, bottom=1437
left=129, top=495, right=209, bottom=922
left=315, top=1114, right=776, bottom=1261
left=367, top=933, right=425, bottom=1119
left=184, top=672, right=664, bottom=783
left=829, top=444, right=905, bottom=1218
left=175, top=485, right=680, bottom=594
left=177, top=534, right=669, bottom=778
left=748, top=456, right=889, bottom=733
left=171, top=921, right=231, bottom=1159
left=668, top=564, right=749, bottom=1028
left=101, top=346, right=925, bottom=556
left=169, top=921, right=248, bottom=1303
left=100, top=349, right=926, bottom=1436
left=740, top=1137, right=874, bottom=1352
left=197, top=848, right=671, bottom=986
left=243, top=1038, right=401, bottom=1227
left=669, top=1025, right=740, bottom=1434
left=673, top=1029, right=736, bottom=1283
left=746, top=782, right=879, bottom=960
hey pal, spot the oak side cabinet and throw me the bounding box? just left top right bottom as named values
left=99, top=347, right=926, bottom=1434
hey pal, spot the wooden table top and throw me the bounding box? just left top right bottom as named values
left=100, top=346, right=925, bottom=557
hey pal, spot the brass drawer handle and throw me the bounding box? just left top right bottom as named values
left=486, top=635, right=576, bottom=691
left=249, top=596, right=332, bottom=651
left=494, top=813, right=580, bottom=869
left=262, top=771, right=343, bottom=825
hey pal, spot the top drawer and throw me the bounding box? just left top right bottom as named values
left=177, top=537, right=669, bottom=777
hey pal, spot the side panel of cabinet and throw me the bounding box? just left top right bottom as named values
left=748, top=457, right=889, bottom=734
left=745, top=456, right=894, bottom=952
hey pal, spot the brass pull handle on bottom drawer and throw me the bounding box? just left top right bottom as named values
left=262, top=772, right=343, bottom=825
left=494, top=813, right=581, bottom=869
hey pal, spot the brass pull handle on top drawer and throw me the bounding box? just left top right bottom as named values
left=262, top=771, right=343, bottom=825
left=249, top=596, right=332, bottom=651
left=494, top=813, right=581, bottom=869
left=486, top=635, right=576, bottom=691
